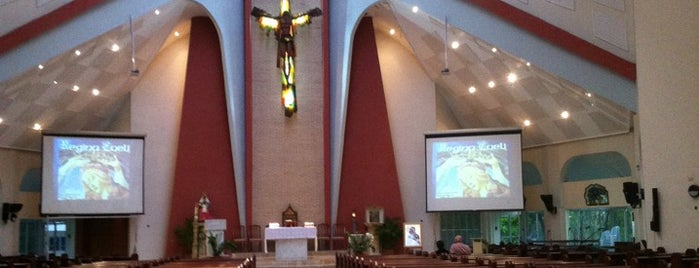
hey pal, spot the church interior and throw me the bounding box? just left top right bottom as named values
left=0, top=0, right=698, bottom=267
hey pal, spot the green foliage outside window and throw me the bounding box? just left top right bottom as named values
left=566, top=207, right=634, bottom=243
left=498, top=214, right=520, bottom=244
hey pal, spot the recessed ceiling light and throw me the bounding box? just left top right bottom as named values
left=0, top=118, right=3, bottom=124
left=72, top=85, right=80, bottom=91
left=488, top=81, right=496, bottom=88
left=52, top=80, right=58, bottom=85
left=586, top=92, right=593, bottom=97
left=74, top=50, right=81, bottom=56
left=174, top=31, right=180, bottom=37
left=412, top=6, right=419, bottom=13
left=33, top=123, right=42, bottom=131
left=154, top=9, right=160, bottom=15
left=523, top=120, right=531, bottom=126
left=526, top=62, right=531, bottom=66
left=92, top=88, right=100, bottom=96
left=561, top=110, right=570, bottom=119
left=38, top=64, right=44, bottom=70
left=507, top=73, right=518, bottom=83
left=389, top=28, right=395, bottom=35
left=451, top=41, right=459, bottom=49
left=491, top=47, right=498, bottom=53
left=468, top=86, right=476, bottom=94
left=111, top=43, right=120, bottom=52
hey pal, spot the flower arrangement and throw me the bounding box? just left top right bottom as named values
left=348, top=232, right=375, bottom=254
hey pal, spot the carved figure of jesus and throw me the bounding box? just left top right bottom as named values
left=252, top=0, right=322, bottom=117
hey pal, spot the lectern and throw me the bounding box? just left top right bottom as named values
left=193, top=219, right=227, bottom=258
left=472, top=238, right=484, bottom=255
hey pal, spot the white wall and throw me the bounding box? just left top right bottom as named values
left=129, top=32, right=188, bottom=259
left=376, top=25, right=439, bottom=251
left=635, top=1, right=699, bottom=252
left=0, top=149, right=41, bottom=255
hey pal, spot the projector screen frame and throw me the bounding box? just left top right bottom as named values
left=41, top=131, right=146, bottom=216
left=425, top=128, right=524, bottom=212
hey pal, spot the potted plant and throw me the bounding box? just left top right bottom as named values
left=347, top=232, right=374, bottom=255
left=375, top=218, right=402, bottom=254
left=207, top=233, right=237, bottom=257
left=174, top=217, right=199, bottom=256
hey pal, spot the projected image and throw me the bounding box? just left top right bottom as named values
left=54, top=139, right=131, bottom=200
left=42, top=133, right=144, bottom=215
left=425, top=129, right=523, bottom=211
left=434, top=141, right=510, bottom=199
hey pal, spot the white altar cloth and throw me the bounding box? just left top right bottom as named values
left=264, top=227, right=318, bottom=260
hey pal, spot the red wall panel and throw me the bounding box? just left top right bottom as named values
left=165, top=17, right=239, bottom=257
left=338, top=17, right=404, bottom=233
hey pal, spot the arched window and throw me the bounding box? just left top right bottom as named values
left=561, top=151, right=631, bottom=182
left=20, top=168, right=41, bottom=192
left=523, top=162, right=543, bottom=186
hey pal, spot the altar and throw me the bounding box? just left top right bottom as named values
left=264, top=226, right=318, bottom=261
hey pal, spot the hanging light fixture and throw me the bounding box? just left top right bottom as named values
left=441, top=16, right=450, bottom=75
left=129, top=15, right=140, bottom=77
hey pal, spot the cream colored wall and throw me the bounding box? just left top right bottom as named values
left=635, top=1, right=699, bottom=252
left=523, top=133, right=638, bottom=241
left=0, top=32, right=187, bottom=259
left=560, top=180, right=634, bottom=209
left=524, top=185, right=546, bottom=212
left=0, top=148, right=41, bottom=255
left=375, top=28, right=439, bottom=250
left=129, top=33, right=188, bottom=259
left=249, top=0, right=326, bottom=226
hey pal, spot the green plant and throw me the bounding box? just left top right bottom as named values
left=207, top=233, right=237, bottom=256
left=174, top=217, right=199, bottom=255
left=347, top=232, right=374, bottom=254
left=375, top=218, right=402, bottom=251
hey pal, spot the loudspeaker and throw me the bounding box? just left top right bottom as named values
left=623, top=182, right=641, bottom=208
left=650, top=188, right=660, bottom=232
left=2, top=203, right=23, bottom=224
left=540, top=194, right=557, bottom=214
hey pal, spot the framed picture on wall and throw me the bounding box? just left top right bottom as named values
left=365, top=206, right=384, bottom=224
left=404, top=223, right=422, bottom=247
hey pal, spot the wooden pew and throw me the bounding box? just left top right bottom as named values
left=339, top=252, right=629, bottom=268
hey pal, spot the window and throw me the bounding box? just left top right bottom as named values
left=19, top=219, right=45, bottom=256
left=494, top=211, right=544, bottom=244
left=440, top=211, right=480, bottom=247
left=20, top=219, right=74, bottom=256
left=46, top=221, right=68, bottom=254
left=498, top=213, right=520, bottom=244
left=566, top=207, right=634, bottom=245
left=524, top=211, right=545, bottom=242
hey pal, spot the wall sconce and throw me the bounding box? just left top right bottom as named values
left=689, top=184, right=699, bottom=198
left=540, top=194, right=557, bottom=214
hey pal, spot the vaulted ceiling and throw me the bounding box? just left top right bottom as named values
left=0, top=0, right=635, bottom=151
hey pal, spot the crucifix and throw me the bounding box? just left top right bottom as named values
left=251, top=0, right=322, bottom=117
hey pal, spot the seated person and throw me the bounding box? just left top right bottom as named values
left=449, top=235, right=472, bottom=255
left=435, top=240, right=449, bottom=255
